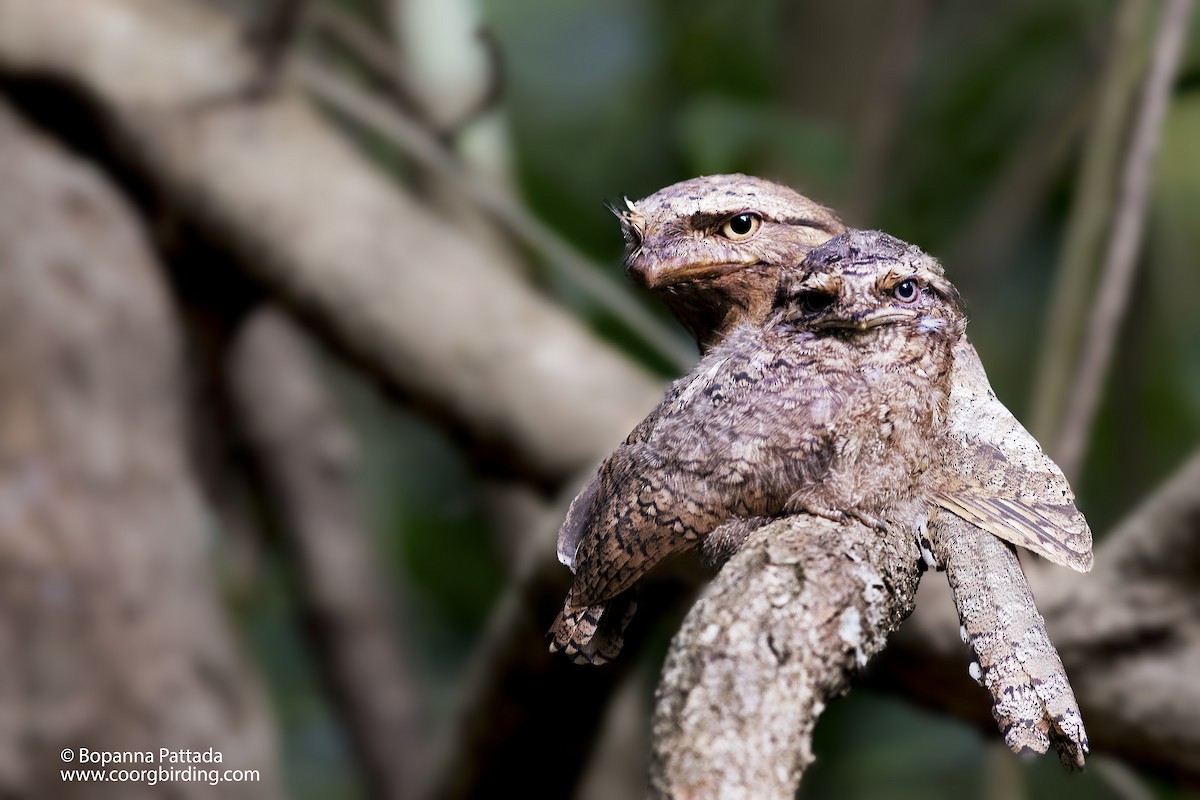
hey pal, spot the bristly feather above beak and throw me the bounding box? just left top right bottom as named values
left=606, top=196, right=646, bottom=252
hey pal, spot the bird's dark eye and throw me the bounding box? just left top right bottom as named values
left=796, top=291, right=834, bottom=314
left=894, top=279, right=921, bottom=303
left=719, top=212, right=762, bottom=241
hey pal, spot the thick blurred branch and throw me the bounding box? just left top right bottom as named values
left=298, top=59, right=695, bottom=371
left=1054, top=0, right=1193, bottom=479
left=0, top=100, right=281, bottom=799
left=0, top=0, right=667, bottom=485
left=650, top=517, right=921, bottom=797
left=1035, top=448, right=1200, bottom=779
left=228, top=309, right=426, bottom=800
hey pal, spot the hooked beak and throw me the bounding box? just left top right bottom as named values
left=814, top=308, right=918, bottom=331
left=629, top=256, right=760, bottom=289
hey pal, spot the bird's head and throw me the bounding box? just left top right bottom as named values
left=610, top=174, right=845, bottom=348
left=777, top=230, right=964, bottom=344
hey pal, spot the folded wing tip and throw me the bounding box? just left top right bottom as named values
left=933, top=492, right=1094, bottom=572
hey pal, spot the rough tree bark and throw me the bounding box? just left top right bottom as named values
left=650, top=517, right=921, bottom=798
left=0, top=101, right=281, bottom=799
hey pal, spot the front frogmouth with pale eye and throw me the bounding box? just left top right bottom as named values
left=549, top=230, right=964, bottom=663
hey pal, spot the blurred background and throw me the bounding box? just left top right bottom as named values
left=0, top=0, right=1197, bottom=797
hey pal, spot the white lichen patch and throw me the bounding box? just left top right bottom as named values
left=852, top=564, right=885, bottom=605
left=839, top=607, right=868, bottom=667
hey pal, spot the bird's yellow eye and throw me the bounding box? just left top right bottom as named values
left=718, top=212, right=762, bottom=241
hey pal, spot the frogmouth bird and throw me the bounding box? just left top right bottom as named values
left=563, top=174, right=1091, bottom=577
left=552, top=175, right=1091, bottom=766
left=612, top=174, right=843, bottom=345
left=549, top=231, right=965, bottom=663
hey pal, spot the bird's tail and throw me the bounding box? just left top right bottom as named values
left=547, top=591, right=638, bottom=666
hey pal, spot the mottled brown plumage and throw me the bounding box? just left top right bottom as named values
left=573, top=174, right=1089, bottom=765
left=548, top=231, right=964, bottom=663
left=612, top=173, right=843, bottom=346
left=606, top=174, right=1092, bottom=574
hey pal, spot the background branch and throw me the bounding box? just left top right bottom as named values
left=309, top=2, right=427, bottom=122
left=0, top=99, right=281, bottom=799
left=0, top=0, right=668, bottom=484
left=228, top=309, right=427, bottom=800
left=299, top=59, right=696, bottom=371
left=1055, top=0, right=1194, bottom=479
left=1030, top=0, right=1152, bottom=444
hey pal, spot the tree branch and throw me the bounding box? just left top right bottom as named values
left=1055, top=0, right=1194, bottom=478
left=650, top=516, right=922, bottom=798
left=297, top=59, right=696, bottom=371
left=0, top=98, right=281, bottom=798
left=227, top=308, right=427, bottom=800
left=0, top=0, right=667, bottom=485
left=1029, top=0, right=1152, bottom=444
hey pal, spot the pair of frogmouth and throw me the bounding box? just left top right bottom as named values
left=549, top=174, right=1092, bottom=763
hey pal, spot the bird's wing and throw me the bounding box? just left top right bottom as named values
left=556, top=371, right=703, bottom=573
left=568, top=451, right=726, bottom=606
left=557, top=470, right=600, bottom=572
left=933, top=490, right=1092, bottom=572
left=934, top=339, right=1093, bottom=572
